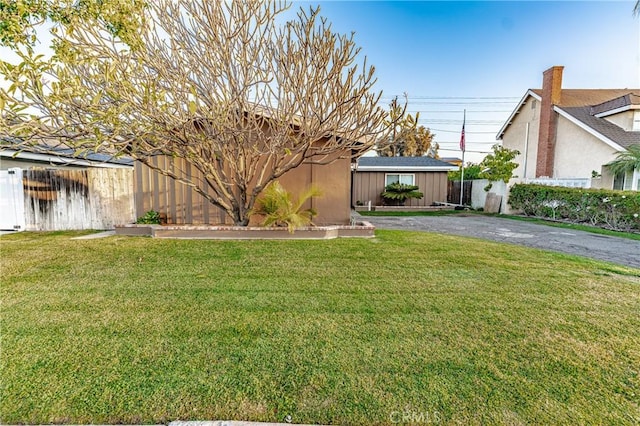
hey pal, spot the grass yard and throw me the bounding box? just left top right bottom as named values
left=1, top=230, right=639, bottom=425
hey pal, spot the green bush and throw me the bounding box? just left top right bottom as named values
left=381, top=182, right=423, bottom=206
left=251, top=181, right=321, bottom=233
left=135, top=210, right=162, bottom=224
left=448, top=164, right=482, bottom=181
left=509, top=184, right=640, bottom=231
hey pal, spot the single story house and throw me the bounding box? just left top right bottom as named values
left=352, top=156, right=457, bottom=207
left=134, top=151, right=353, bottom=226
left=496, top=65, right=640, bottom=190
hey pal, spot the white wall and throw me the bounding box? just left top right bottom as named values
left=470, top=179, right=509, bottom=212
left=500, top=96, right=541, bottom=180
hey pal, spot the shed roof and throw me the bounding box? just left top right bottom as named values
left=357, top=156, right=457, bottom=171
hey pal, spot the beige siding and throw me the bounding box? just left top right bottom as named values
left=135, top=159, right=228, bottom=225
left=352, top=171, right=449, bottom=206
left=134, top=155, right=352, bottom=225
left=501, top=97, right=541, bottom=180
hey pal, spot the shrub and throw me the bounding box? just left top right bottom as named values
left=509, top=184, right=640, bottom=231
left=135, top=210, right=162, bottom=224
left=448, top=164, right=482, bottom=181
left=381, top=182, right=423, bottom=206
left=252, top=181, right=322, bottom=233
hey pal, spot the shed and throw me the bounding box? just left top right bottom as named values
left=352, top=156, right=457, bottom=207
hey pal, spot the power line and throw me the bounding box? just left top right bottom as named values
left=437, top=141, right=498, bottom=145
left=419, top=120, right=504, bottom=125
left=380, top=96, right=520, bottom=100
left=430, top=128, right=497, bottom=134
left=442, top=148, right=491, bottom=154
left=406, top=110, right=512, bottom=114
left=399, top=101, right=518, bottom=105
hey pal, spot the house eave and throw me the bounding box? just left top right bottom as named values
left=593, top=104, right=640, bottom=118
left=496, top=90, right=542, bottom=140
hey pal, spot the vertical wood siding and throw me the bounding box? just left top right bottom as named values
left=134, top=158, right=229, bottom=225
left=352, top=171, right=449, bottom=206
left=22, top=168, right=134, bottom=230
left=134, top=155, right=352, bottom=225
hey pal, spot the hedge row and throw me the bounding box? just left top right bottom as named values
left=508, top=184, right=640, bottom=231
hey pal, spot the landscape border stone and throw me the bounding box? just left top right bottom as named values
left=114, top=222, right=376, bottom=240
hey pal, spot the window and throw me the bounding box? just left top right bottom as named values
left=613, top=172, right=625, bottom=190
left=385, top=173, right=415, bottom=186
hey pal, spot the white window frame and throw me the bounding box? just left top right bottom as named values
left=385, top=173, right=415, bottom=186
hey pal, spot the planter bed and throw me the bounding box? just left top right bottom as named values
left=355, top=206, right=455, bottom=212
left=115, top=222, right=375, bottom=240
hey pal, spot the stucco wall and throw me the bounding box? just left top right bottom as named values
left=553, top=115, right=618, bottom=179
left=500, top=96, right=541, bottom=180
left=470, top=179, right=509, bottom=212
left=603, top=110, right=634, bottom=131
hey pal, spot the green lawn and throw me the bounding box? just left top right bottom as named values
left=1, top=231, right=639, bottom=425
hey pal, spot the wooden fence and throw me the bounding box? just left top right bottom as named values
left=447, top=180, right=472, bottom=205
left=17, top=168, right=134, bottom=230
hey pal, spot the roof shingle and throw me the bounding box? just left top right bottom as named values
left=357, top=156, right=457, bottom=169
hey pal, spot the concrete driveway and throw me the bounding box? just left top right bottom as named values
left=361, top=214, right=640, bottom=269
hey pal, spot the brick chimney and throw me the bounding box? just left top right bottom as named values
left=536, top=66, right=563, bottom=177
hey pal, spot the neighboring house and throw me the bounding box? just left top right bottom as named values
left=497, top=66, right=640, bottom=190
left=352, top=156, right=457, bottom=207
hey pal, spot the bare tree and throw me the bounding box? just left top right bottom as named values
left=1, top=0, right=389, bottom=225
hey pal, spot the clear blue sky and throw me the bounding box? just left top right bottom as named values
left=292, top=0, right=640, bottom=162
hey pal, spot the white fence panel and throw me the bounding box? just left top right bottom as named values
left=0, top=168, right=26, bottom=231
left=525, top=178, right=591, bottom=188
left=22, top=168, right=134, bottom=231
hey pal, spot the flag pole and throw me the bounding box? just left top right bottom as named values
left=459, top=109, right=466, bottom=206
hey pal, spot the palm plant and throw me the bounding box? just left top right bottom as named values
left=251, top=181, right=322, bottom=233
left=606, top=144, right=640, bottom=177
left=381, top=182, right=423, bottom=206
